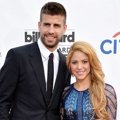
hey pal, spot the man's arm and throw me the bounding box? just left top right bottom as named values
left=0, top=49, right=19, bottom=119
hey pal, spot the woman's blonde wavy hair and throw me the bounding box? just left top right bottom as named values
left=66, top=41, right=109, bottom=119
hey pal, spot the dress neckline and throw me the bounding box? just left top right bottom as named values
left=71, top=84, right=89, bottom=92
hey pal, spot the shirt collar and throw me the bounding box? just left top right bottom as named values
left=37, top=39, right=59, bottom=60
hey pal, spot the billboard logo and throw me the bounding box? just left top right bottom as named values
left=24, top=29, right=75, bottom=56
left=59, top=30, right=75, bottom=56
left=25, top=30, right=75, bottom=43
left=25, top=31, right=40, bottom=42
left=60, top=32, right=75, bottom=42
left=100, top=32, right=120, bottom=54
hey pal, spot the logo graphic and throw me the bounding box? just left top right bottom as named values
left=100, top=32, right=120, bottom=54
left=24, top=29, right=75, bottom=56
left=59, top=30, right=75, bottom=56
left=25, top=30, right=40, bottom=42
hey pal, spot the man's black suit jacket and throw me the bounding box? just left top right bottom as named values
left=0, top=42, right=70, bottom=120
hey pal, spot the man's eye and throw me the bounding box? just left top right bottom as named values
left=44, top=23, right=50, bottom=26
left=54, top=24, right=61, bottom=28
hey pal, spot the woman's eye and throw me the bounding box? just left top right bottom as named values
left=82, top=61, right=88, bottom=64
left=72, top=61, right=77, bottom=64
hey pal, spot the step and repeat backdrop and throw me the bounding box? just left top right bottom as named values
left=0, top=0, right=120, bottom=119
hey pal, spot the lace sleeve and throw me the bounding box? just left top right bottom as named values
left=105, top=83, right=117, bottom=120
left=60, top=85, right=71, bottom=120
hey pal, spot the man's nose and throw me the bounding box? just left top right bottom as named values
left=48, top=26, right=55, bottom=33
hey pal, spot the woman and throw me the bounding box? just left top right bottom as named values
left=60, top=41, right=117, bottom=120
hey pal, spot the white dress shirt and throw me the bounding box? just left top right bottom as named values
left=37, top=39, right=59, bottom=90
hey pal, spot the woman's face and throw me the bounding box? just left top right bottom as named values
left=70, top=51, right=91, bottom=82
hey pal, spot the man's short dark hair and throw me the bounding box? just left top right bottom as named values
left=40, top=2, right=66, bottom=23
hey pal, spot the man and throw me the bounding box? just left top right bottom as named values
left=0, top=2, right=70, bottom=120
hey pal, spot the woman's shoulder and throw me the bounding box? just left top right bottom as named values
left=64, top=84, right=72, bottom=90
left=105, top=83, right=116, bottom=97
left=63, top=84, right=73, bottom=94
left=105, top=84, right=117, bottom=119
left=105, top=83, right=117, bottom=109
left=62, top=84, right=73, bottom=99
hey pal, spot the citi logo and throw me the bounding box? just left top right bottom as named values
left=24, top=30, right=75, bottom=43
left=100, top=32, right=120, bottom=54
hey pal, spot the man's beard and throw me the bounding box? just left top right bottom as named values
left=40, top=36, right=61, bottom=48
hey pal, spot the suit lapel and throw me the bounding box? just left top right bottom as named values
left=29, top=42, right=47, bottom=103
